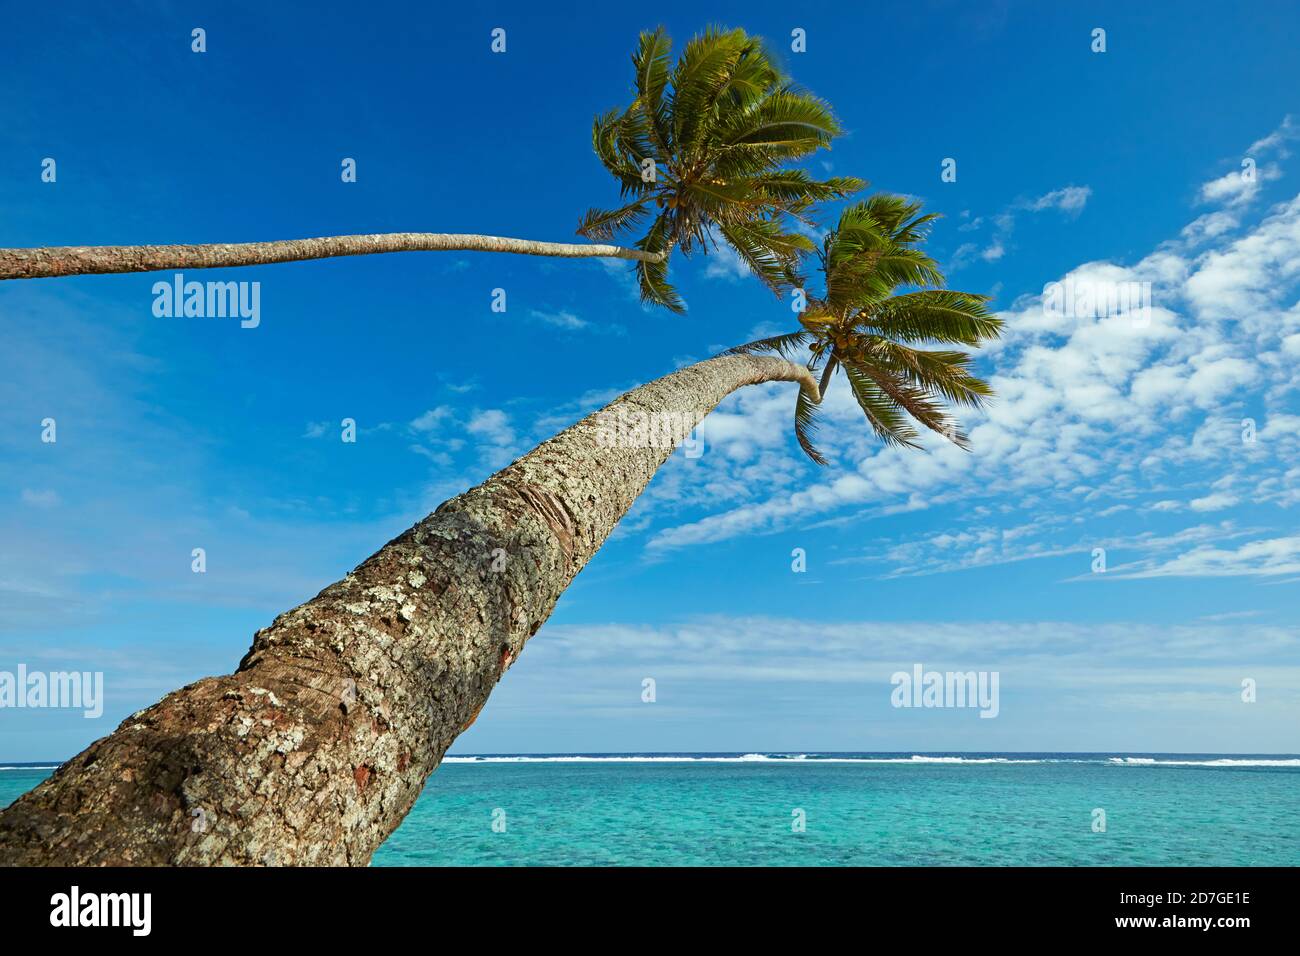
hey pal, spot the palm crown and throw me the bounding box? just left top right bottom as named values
left=729, top=195, right=1004, bottom=464
left=578, top=26, right=862, bottom=313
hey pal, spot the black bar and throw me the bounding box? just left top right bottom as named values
left=0, top=866, right=1286, bottom=942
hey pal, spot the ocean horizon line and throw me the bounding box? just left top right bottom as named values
left=6, top=750, right=1300, bottom=772
left=2, top=749, right=1300, bottom=770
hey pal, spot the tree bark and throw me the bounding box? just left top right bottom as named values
left=0, top=233, right=666, bottom=280
left=0, top=354, right=818, bottom=866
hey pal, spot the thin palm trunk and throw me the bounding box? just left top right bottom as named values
left=0, top=233, right=666, bottom=280
left=817, top=356, right=838, bottom=399
left=0, top=353, right=818, bottom=865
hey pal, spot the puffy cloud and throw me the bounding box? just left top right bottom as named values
left=1189, top=492, right=1240, bottom=512
left=1119, top=536, right=1300, bottom=579
left=467, top=408, right=515, bottom=445
left=1197, top=164, right=1279, bottom=207
left=1025, top=185, right=1092, bottom=214
left=410, top=406, right=451, bottom=432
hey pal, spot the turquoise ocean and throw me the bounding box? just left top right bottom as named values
left=3, top=753, right=1297, bottom=866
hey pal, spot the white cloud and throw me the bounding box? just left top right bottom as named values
left=1025, top=185, right=1092, bottom=214
left=951, top=185, right=1092, bottom=271
left=1186, top=196, right=1300, bottom=321
left=1180, top=211, right=1239, bottom=245
left=1199, top=169, right=1255, bottom=206
left=410, top=406, right=451, bottom=432
left=1189, top=492, right=1240, bottom=512
left=467, top=409, right=514, bottom=443
left=1195, top=117, right=1294, bottom=209
left=20, top=488, right=59, bottom=508
left=1118, top=536, right=1300, bottom=579
left=1247, top=114, right=1298, bottom=157
left=466, top=408, right=518, bottom=467
left=531, top=615, right=1300, bottom=698
left=837, top=520, right=1251, bottom=580
left=529, top=309, right=588, bottom=330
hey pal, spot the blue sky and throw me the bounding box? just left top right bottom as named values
left=2, top=1, right=1299, bottom=760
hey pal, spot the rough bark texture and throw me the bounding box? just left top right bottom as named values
left=0, top=233, right=665, bottom=280
left=0, top=354, right=817, bottom=866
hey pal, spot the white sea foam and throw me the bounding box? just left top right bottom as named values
left=444, top=754, right=1049, bottom=765
left=10, top=756, right=1295, bottom=770
left=1107, top=757, right=1300, bottom=767
left=903, top=756, right=1028, bottom=764
left=438, top=753, right=1300, bottom=767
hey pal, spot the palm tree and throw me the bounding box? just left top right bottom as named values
left=1, top=27, right=854, bottom=293
left=0, top=352, right=821, bottom=865
left=727, top=194, right=1003, bottom=463
left=577, top=26, right=862, bottom=312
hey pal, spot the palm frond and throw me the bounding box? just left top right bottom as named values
left=635, top=215, right=684, bottom=313
left=718, top=34, right=780, bottom=108
left=859, top=338, right=994, bottom=408
left=841, top=360, right=922, bottom=449
left=716, top=219, right=813, bottom=292
left=794, top=382, right=829, bottom=465
left=632, top=28, right=674, bottom=159
left=717, top=88, right=841, bottom=154
left=859, top=290, right=1002, bottom=345
left=748, top=171, right=865, bottom=206
left=670, top=27, right=748, bottom=152
left=591, top=109, right=653, bottom=198
left=722, top=330, right=812, bottom=359
left=576, top=200, right=651, bottom=241
left=855, top=363, right=968, bottom=448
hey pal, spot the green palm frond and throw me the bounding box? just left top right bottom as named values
left=717, top=87, right=841, bottom=152
left=670, top=27, right=749, bottom=151
left=592, top=107, right=663, bottom=194
left=860, top=290, right=1002, bottom=344
left=856, top=363, right=968, bottom=448
left=722, top=330, right=813, bottom=359
left=794, top=382, right=829, bottom=466
left=821, top=200, right=950, bottom=312
left=679, top=179, right=761, bottom=223
left=718, top=34, right=780, bottom=107
left=635, top=215, right=684, bottom=313
left=576, top=200, right=652, bottom=242
left=858, top=338, right=994, bottom=408
left=854, top=194, right=938, bottom=242
left=748, top=171, right=864, bottom=206
left=841, top=359, right=922, bottom=449
left=632, top=28, right=674, bottom=158
left=716, top=219, right=815, bottom=292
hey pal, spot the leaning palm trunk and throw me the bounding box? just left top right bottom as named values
left=0, top=354, right=818, bottom=865
left=0, top=232, right=665, bottom=280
